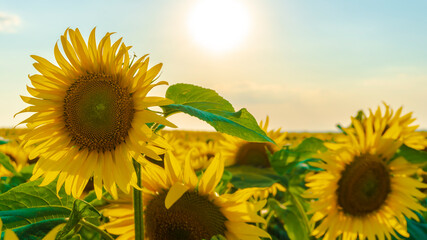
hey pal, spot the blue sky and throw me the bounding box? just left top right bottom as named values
left=1, top=0, right=427, bottom=131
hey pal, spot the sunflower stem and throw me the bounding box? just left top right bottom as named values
left=133, top=158, right=144, bottom=240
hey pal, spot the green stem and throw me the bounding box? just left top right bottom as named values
left=133, top=158, right=144, bottom=240
left=80, top=218, right=114, bottom=240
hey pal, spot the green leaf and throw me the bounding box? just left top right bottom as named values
left=268, top=198, right=309, bottom=240
left=163, top=83, right=234, bottom=116
left=227, top=166, right=285, bottom=189
left=392, top=212, right=427, bottom=240
left=294, top=137, right=327, bottom=158
left=398, top=144, right=427, bottom=166
left=0, top=207, right=70, bottom=225
left=269, top=148, right=292, bottom=175
left=1, top=218, right=67, bottom=240
left=162, top=84, right=274, bottom=143
left=0, top=140, right=9, bottom=145
left=0, top=153, right=18, bottom=176
left=0, top=178, right=75, bottom=230
left=56, top=200, right=101, bottom=239
left=165, top=105, right=273, bottom=143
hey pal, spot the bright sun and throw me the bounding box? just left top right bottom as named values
left=188, top=0, right=250, bottom=52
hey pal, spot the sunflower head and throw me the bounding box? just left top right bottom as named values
left=305, top=117, right=427, bottom=240
left=18, top=27, right=176, bottom=199
left=103, top=150, right=271, bottom=240
left=220, top=116, right=287, bottom=167
left=331, top=103, right=427, bottom=151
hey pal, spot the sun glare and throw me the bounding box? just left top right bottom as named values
left=187, top=0, right=250, bottom=52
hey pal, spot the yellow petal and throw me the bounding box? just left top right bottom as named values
left=4, top=229, right=19, bottom=240
left=164, top=151, right=182, bottom=185
left=41, top=223, right=66, bottom=240
left=225, top=221, right=271, bottom=239
left=165, top=182, right=190, bottom=209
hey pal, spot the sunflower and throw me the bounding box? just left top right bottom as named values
left=0, top=141, right=30, bottom=177
left=102, top=151, right=271, bottom=240
left=17, top=28, right=176, bottom=199
left=331, top=103, right=427, bottom=151
left=304, top=117, right=427, bottom=240
left=219, top=116, right=287, bottom=167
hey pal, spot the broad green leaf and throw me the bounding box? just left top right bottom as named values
left=162, top=84, right=274, bottom=143
left=398, top=144, right=427, bottom=166
left=0, top=178, right=75, bottom=230
left=163, top=83, right=234, bottom=116
left=227, top=166, right=285, bottom=189
left=1, top=218, right=67, bottom=240
left=0, top=153, right=17, bottom=176
left=0, top=140, right=8, bottom=145
left=268, top=198, right=309, bottom=240
left=164, top=104, right=273, bottom=143
left=0, top=207, right=70, bottom=224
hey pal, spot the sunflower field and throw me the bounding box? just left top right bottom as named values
left=0, top=28, right=426, bottom=240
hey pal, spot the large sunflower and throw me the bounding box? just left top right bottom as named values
left=17, top=28, right=175, bottom=199
left=305, top=117, right=426, bottom=240
left=103, top=151, right=271, bottom=240
left=219, top=116, right=287, bottom=167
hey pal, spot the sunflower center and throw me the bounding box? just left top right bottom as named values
left=235, top=142, right=274, bottom=167
left=145, top=191, right=227, bottom=240
left=63, top=74, right=134, bottom=152
left=337, top=154, right=391, bottom=216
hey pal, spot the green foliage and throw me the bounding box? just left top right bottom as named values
left=398, top=144, right=427, bottom=166
left=268, top=198, right=309, bottom=240
left=162, top=83, right=274, bottom=143
left=226, top=165, right=285, bottom=189
left=3, top=219, right=67, bottom=240
left=269, top=137, right=326, bottom=176
left=163, top=83, right=234, bottom=115
left=0, top=179, right=74, bottom=239
left=294, top=137, right=327, bottom=158
left=392, top=212, right=427, bottom=240
left=0, top=140, right=8, bottom=145
left=55, top=200, right=102, bottom=240
left=215, top=170, right=232, bottom=195
left=0, top=164, right=35, bottom=194
left=0, top=153, right=17, bottom=176
left=0, top=179, right=107, bottom=240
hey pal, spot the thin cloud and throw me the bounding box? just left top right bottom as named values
left=0, top=12, right=21, bottom=33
